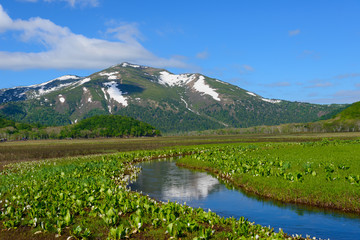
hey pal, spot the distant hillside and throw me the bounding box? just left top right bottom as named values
left=60, top=115, right=160, bottom=138
left=186, top=101, right=360, bottom=135
left=0, top=63, right=346, bottom=133
left=317, top=101, right=360, bottom=132
left=335, top=101, right=360, bottom=120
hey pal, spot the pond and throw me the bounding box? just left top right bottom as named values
left=128, top=159, right=360, bottom=240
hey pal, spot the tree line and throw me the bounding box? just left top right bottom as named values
left=0, top=115, right=160, bottom=141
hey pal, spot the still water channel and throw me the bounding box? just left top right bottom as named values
left=128, top=159, right=360, bottom=240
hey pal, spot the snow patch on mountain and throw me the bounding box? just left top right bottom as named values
left=180, top=97, right=196, bottom=113
left=121, top=63, right=147, bottom=68
left=29, top=75, right=80, bottom=88
left=158, top=71, right=196, bottom=86
left=15, top=75, right=80, bottom=98
left=56, top=75, right=80, bottom=81
left=101, top=88, right=108, bottom=101
left=215, top=79, right=229, bottom=85
left=0, top=75, right=80, bottom=102
left=103, top=81, right=128, bottom=107
left=99, top=72, right=119, bottom=80
left=193, top=76, right=220, bottom=101
left=99, top=72, right=118, bottom=77
left=247, top=91, right=280, bottom=103
left=83, top=87, right=92, bottom=102
left=262, top=98, right=282, bottom=104
left=247, top=91, right=257, bottom=97
left=78, top=77, right=91, bottom=86
left=58, top=95, right=65, bottom=103
left=36, top=82, right=75, bottom=96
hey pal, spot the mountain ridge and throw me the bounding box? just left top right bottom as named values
left=193, top=101, right=360, bottom=135
left=0, top=63, right=347, bottom=133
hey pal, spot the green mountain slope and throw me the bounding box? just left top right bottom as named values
left=317, top=101, right=360, bottom=132
left=0, top=63, right=347, bottom=133
left=335, top=101, right=360, bottom=120
left=194, top=101, right=360, bottom=135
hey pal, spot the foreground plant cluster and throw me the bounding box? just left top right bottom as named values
left=179, top=139, right=360, bottom=213
left=0, top=148, right=300, bottom=239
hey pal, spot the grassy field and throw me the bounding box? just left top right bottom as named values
left=178, top=139, right=360, bottom=213
left=1, top=132, right=360, bottom=239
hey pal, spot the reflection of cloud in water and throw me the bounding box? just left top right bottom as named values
left=162, top=173, right=219, bottom=201
left=129, top=161, right=221, bottom=202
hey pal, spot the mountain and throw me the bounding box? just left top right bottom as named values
left=334, top=101, right=360, bottom=120
left=0, top=63, right=346, bottom=133
left=195, top=101, right=360, bottom=135
left=317, top=101, right=360, bottom=132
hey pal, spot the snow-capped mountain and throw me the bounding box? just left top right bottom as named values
left=0, top=63, right=345, bottom=132
left=0, top=75, right=81, bottom=103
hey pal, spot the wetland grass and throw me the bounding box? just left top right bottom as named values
left=178, top=139, right=360, bottom=213
left=0, top=148, right=299, bottom=239
left=1, top=133, right=360, bottom=239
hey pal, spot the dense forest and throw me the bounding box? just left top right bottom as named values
left=0, top=116, right=45, bottom=140
left=0, top=115, right=160, bottom=140
left=60, top=115, right=161, bottom=138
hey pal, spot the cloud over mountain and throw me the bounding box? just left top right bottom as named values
left=0, top=4, right=187, bottom=70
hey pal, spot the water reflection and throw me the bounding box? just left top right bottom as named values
left=129, top=159, right=360, bottom=240
left=129, top=160, right=221, bottom=202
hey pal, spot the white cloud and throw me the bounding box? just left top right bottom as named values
left=196, top=50, right=209, bottom=59
left=331, top=90, right=360, bottom=103
left=289, top=29, right=300, bottom=36
left=265, top=81, right=291, bottom=87
left=106, top=23, right=144, bottom=43
left=0, top=6, right=12, bottom=32
left=333, top=73, right=360, bottom=80
left=20, top=0, right=99, bottom=7
left=302, top=89, right=360, bottom=104
left=0, top=5, right=187, bottom=70
left=242, top=64, right=254, bottom=72
left=306, top=82, right=333, bottom=88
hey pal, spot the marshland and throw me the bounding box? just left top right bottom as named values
left=1, top=133, right=360, bottom=239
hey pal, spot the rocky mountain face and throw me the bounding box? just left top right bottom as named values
left=0, top=63, right=346, bottom=132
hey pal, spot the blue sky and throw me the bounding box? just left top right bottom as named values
left=0, top=0, right=359, bottom=104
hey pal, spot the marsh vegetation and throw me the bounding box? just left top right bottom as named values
left=1, top=133, right=360, bottom=239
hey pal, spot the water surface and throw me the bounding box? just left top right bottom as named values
left=129, top=159, right=360, bottom=240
